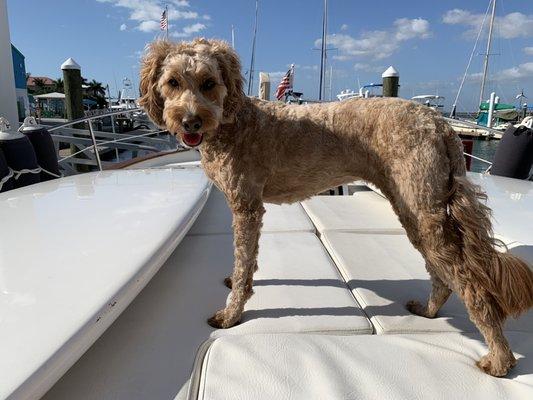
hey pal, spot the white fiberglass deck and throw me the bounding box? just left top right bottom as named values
left=0, top=168, right=210, bottom=400
left=38, top=170, right=533, bottom=400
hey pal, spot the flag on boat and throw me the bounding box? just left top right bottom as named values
left=160, top=10, right=168, bottom=31
left=275, top=65, right=294, bottom=100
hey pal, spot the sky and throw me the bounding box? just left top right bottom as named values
left=6, top=0, right=533, bottom=112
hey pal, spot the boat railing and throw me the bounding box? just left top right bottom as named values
left=46, top=108, right=179, bottom=174
left=443, top=116, right=503, bottom=136
left=444, top=116, right=496, bottom=173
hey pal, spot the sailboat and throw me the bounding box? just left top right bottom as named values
left=449, top=0, right=522, bottom=136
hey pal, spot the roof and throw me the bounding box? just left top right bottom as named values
left=33, top=92, right=65, bottom=99
left=27, top=76, right=55, bottom=86
left=10, top=44, right=24, bottom=59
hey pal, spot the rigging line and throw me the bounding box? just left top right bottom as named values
left=450, top=0, right=492, bottom=116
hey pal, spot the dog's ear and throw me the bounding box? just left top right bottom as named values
left=139, top=40, right=173, bottom=127
left=207, top=39, right=244, bottom=123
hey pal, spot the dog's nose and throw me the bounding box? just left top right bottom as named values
left=182, top=115, right=202, bottom=133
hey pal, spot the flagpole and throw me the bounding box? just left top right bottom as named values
left=166, top=5, right=169, bottom=40
left=318, top=0, right=327, bottom=101
left=247, top=0, right=259, bottom=96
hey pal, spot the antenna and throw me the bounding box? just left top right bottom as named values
left=231, top=25, right=235, bottom=48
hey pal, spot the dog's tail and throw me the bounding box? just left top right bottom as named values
left=444, top=125, right=533, bottom=317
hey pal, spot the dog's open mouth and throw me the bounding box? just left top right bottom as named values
left=181, top=132, right=203, bottom=147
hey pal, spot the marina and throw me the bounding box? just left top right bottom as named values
left=1, top=0, right=532, bottom=399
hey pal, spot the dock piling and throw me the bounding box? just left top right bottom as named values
left=382, top=66, right=399, bottom=98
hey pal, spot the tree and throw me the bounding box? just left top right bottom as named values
left=86, top=79, right=106, bottom=98
left=54, top=78, right=64, bottom=93
left=32, top=78, right=47, bottom=95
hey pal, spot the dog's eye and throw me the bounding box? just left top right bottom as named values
left=168, top=78, right=179, bottom=88
left=201, top=79, right=216, bottom=91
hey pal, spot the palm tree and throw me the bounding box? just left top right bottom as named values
left=54, top=78, right=64, bottom=93
left=86, top=79, right=106, bottom=98
left=32, top=78, right=47, bottom=95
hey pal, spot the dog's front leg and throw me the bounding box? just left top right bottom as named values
left=208, top=205, right=265, bottom=328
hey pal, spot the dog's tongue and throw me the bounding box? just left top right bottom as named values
left=182, top=132, right=203, bottom=147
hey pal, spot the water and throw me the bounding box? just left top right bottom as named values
left=470, top=139, right=499, bottom=173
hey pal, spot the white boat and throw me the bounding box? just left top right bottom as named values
left=110, top=78, right=138, bottom=111
left=337, top=83, right=383, bottom=101
left=1, top=1, right=532, bottom=398
left=1, top=146, right=532, bottom=400
left=411, top=94, right=445, bottom=110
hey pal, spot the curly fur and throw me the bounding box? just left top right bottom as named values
left=140, top=38, right=533, bottom=377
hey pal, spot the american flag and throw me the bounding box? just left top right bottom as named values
left=275, top=65, right=294, bottom=100
left=160, top=10, right=168, bottom=31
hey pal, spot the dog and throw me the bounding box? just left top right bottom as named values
left=139, top=38, right=533, bottom=377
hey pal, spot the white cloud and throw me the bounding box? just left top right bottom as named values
left=394, top=18, right=431, bottom=41
left=340, top=24, right=349, bottom=31
left=468, top=62, right=533, bottom=82
left=497, top=62, right=533, bottom=80
left=524, top=47, right=533, bottom=55
left=137, top=20, right=159, bottom=32
left=171, top=22, right=206, bottom=38
left=315, top=18, right=431, bottom=61
left=120, top=23, right=127, bottom=31
left=443, top=9, right=533, bottom=39
left=353, top=63, right=385, bottom=73
left=266, top=71, right=287, bottom=80
left=96, top=0, right=210, bottom=34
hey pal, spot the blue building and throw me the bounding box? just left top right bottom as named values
left=11, top=44, right=29, bottom=120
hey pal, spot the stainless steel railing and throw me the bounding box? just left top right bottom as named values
left=45, top=108, right=178, bottom=173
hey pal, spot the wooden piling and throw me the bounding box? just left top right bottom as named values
left=382, top=66, right=399, bottom=98
left=61, top=58, right=87, bottom=171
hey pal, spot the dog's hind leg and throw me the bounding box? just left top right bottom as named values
left=462, top=291, right=516, bottom=376
left=406, top=270, right=452, bottom=318
left=208, top=205, right=265, bottom=328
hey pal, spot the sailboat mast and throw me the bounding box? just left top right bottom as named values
left=479, top=0, right=496, bottom=105
left=318, top=0, right=327, bottom=101
left=247, top=0, right=259, bottom=96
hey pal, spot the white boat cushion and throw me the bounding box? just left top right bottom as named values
left=189, top=188, right=314, bottom=235
left=194, top=332, right=533, bottom=400
left=211, top=232, right=372, bottom=337
left=321, top=231, right=533, bottom=333
left=301, top=193, right=404, bottom=234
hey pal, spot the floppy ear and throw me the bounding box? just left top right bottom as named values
left=206, top=39, right=244, bottom=123
left=138, top=40, right=173, bottom=127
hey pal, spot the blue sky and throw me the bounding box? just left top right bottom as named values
left=6, top=0, right=533, bottom=111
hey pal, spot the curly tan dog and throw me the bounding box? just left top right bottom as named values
left=139, top=38, right=533, bottom=377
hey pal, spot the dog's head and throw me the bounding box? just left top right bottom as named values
left=139, top=38, right=243, bottom=147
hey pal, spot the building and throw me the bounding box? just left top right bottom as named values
left=26, top=76, right=55, bottom=93
left=11, top=44, right=29, bottom=120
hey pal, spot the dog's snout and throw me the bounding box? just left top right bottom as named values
left=182, top=114, right=203, bottom=133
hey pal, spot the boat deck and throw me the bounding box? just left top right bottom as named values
left=39, top=170, right=533, bottom=400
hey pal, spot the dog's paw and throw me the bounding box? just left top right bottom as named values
left=476, top=352, right=517, bottom=377
left=406, top=300, right=429, bottom=317
left=207, top=309, right=239, bottom=329
left=223, top=276, right=233, bottom=289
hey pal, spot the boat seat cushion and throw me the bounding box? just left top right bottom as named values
left=301, top=193, right=404, bottom=234
left=320, top=231, right=533, bottom=333
left=189, top=187, right=314, bottom=235
left=211, top=232, right=372, bottom=337
left=193, top=332, right=533, bottom=400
